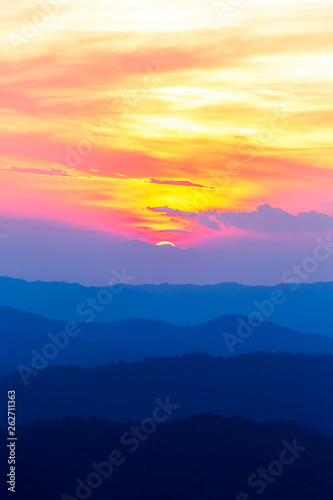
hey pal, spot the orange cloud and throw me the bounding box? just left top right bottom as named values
left=1, top=0, right=332, bottom=246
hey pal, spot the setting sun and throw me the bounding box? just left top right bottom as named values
left=156, top=241, right=176, bottom=247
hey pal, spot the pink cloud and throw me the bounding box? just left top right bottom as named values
left=148, top=178, right=213, bottom=188
left=6, top=166, right=72, bottom=177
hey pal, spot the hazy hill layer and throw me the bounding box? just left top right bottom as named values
left=0, top=277, right=332, bottom=335
left=1, top=306, right=333, bottom=377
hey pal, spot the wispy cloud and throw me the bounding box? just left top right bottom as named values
left=148, top=178, right=213, bottom=188
left=5, top=166, right=73, bottom=177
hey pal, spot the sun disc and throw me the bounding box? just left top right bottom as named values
left=156, top=241, right=176, bottom=247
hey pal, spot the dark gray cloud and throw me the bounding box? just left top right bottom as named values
left=147, top=206, right=220, bottom=231
left=147, top=206, right=196, bottom=218
left=148, top=204, right=333, bottom=233
left=216, top=204, right=333, bottom=233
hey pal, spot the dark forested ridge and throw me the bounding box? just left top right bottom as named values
left=2, top=352, right=333, bottom=435
left=0, top=276, right=332, bottom=335
left=1, top=413, right=332, bottom=500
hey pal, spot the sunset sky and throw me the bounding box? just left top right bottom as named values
left=1, top=0, right=333, bottom=248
